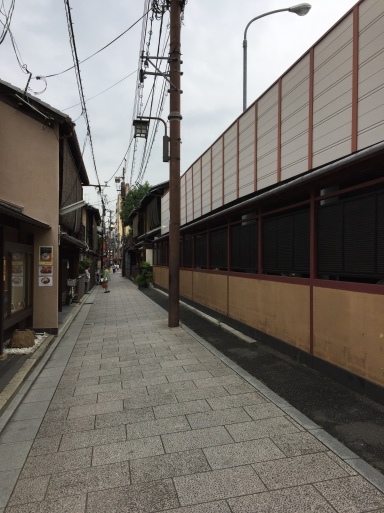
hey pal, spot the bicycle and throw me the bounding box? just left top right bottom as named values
left=66, top=278, right=77, bottom=305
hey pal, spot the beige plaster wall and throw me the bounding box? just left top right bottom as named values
left=180, top=270, right=193, bottom=300
left=313, top=287, right=384, bottom=386
left=229, top=276, right=311, bottom=352
left=0, top=102, right=60, bottom=329
left=193, top=272, right=228, bottom=315
left=153, top=266, right=168, bottom=290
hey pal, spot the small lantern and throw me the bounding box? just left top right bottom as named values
left=133, top=119, right=150, bottom=139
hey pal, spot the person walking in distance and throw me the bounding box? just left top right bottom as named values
left=102, top=266, right=110, bottom=293
left=84, top=265, right=90, bottom=294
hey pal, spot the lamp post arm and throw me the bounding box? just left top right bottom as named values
left=243, top=8, right=289, bottom=112
left=138, top=116, right=168, bottom=138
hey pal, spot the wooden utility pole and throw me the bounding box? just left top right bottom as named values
left=168, top=0, right=182, bottom=327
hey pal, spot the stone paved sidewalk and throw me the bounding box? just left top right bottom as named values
left=1, top=274, right=384, bottom=512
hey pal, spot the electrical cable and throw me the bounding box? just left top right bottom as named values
left=64, top=0, right=102, bottom=206
left=0, top=0, right=15, bottom=44
left=61, top=68, right=138, bottom=111
left=44, top=8, right=151, bottom=79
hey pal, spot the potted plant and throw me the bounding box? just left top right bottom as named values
left=135, top=261, right=153, bottom=289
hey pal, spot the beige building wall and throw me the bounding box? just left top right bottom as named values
left=154, top=267, right=384, bottom=386
left=313, top=287, right=384, bottom=387
left=0, top=101, right=60, bottom=330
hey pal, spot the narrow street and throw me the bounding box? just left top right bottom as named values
left=0, top=273, right=384, bottom=512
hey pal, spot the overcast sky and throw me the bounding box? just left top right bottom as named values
left=1, top=0, right=357, bottom=217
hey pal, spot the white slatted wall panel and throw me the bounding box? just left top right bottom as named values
left=180, top=174, right=186, bottom=226
left=358, top=0, right=384, bottom=149
left=239, top=105, right=255, bottom=198
left=161, top=192, right=170, bottom=235
left=281, top=54, right=310, bottom=180
left=201, top=150, right=211, bottom=215
left=212, top=137, right=223, bottom=211
left=257, top=84, right=279, bottom=189
left=186, top=168, right=193, bottom=222
left=313, top=14, right=353, bottom=168
left=193, top=160, right=202, bottom=219
left=223, top=123, right=237, bottom=204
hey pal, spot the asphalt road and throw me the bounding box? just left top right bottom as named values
left=142, top=286, right=384, bottom=474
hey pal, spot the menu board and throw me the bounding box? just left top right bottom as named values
left=11, top=252, right=23, bottom=288
left=38, top=246, right=53, bottom=286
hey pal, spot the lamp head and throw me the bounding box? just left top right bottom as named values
left=288, top=3, right=312, bottom=16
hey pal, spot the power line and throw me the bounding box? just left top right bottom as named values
left=0, top=0, right=15, bottom=44
left=61, top=69, right=138, bottom=111
left=64, top=0, right=102, bottom=204
left=44, top=8, right=151, bottom=79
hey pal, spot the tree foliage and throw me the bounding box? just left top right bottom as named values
left=120, top=181, right=151, bottom=226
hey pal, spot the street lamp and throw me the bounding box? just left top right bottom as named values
left=243, top=3, right=311, bottom=112
left=133, top=116, right=170, bottom=162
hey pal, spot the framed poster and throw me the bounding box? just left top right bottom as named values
left=39, top=246, right=53, bottom=265
left=39, top=246, right=53, bottom=286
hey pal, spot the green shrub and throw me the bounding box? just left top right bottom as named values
left=135, top=261, right=153, bottom=288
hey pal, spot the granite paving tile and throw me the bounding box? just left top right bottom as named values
left=59, top=424, right=126, bottom=451
left=160, top=358, right=201, bottom=368
left=67, top=400, right=123, bottom=419
left=29, top=435, right=61, bottom=456
left=48, top=393, right=98, bottom=410
left=96, top=407, right=154, bottom=429
left=98, top=373, right=133, bottom=384
left=193, top=376, right=246, bottom=389
left=167, top=371, right=213, bottom=383
left=123, top=392, right=178, bottom=410
left=42, top=408, right=69, bottom=422
left=147, top=381, right=197, bottom=396
left=121, top=375, right=168, bottom=389
left=37, top=416, right=95, bottom=438
left=5, top=494, right=86, bottom=513
left=97, top=387, right=149, bottom=403
left=45, top=461, right=130, bottom=499
left=125, top=416, right=190, bottom=440
left=154, top=400, right=212, bottom=419
left=203, top=438, right=285, bottom=469
left=206, top=392, right=266, bottom=410
left=226, top=416, right=301, bottom=442
left=175, top=386, right=229, bottom=403
left=252, top=452, right=350, bottom=490
left=223, top=382, right=259, bottom=395
left=87, top=479, right=179, bottom=513
left=92, top=436, right=164, bottom=466
left=77, top=367, right=121, bottom=379
left=159, top=502, right=232, bottom=513
left=174, top=465, right=266, bottom=505
left=162, top=426, right=234, bottom=453
left=243, top=403, right=286, bottom=420
left=314, top=475, right=384, bottom=513
left=130, top=449, right=210, bottom=483
left=227, top=485, right=338, bottom=513
left=187, top=407, right=253, bottom=429
left=20, top=447, right=92, bottom=478
left=73, top=381, right=122, bottom=396
left=271, top=431, right=328, bottom=457
left=0, top=441, right=33, bottom=471
left=7, top=476, right=50, bottom=506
